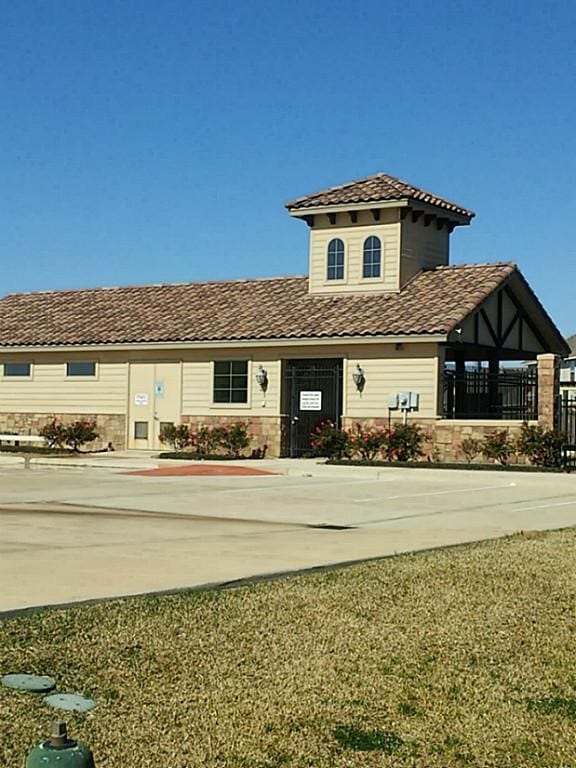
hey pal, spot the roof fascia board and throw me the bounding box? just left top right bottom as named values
left=288, top=199, right=470, bottom=224
left=0, top=334, right=448, bottom=354
left=288, top=200, right=410, bottom=217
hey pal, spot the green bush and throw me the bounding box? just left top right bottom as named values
left=176, top=422, right=254, bottom=457
left=310, top=420, right=350, bottom=459
left=348, top=423, right=388, bottom=462
left=460, top=437, right=482, bottom=464
left=213, top=421, right=252, bottom=457
left=64, top=419, right=99, bottom=451
left=481, top=429, right=514, bottom=465
left=190, top=425, right=220, bottom=456
left=516, top=422, right=564, bottom=468
left=39, top=418, right=67, bottom=448
left=311, top=421, right=428, bottom=463
left=384, top=423, right=427, bottom=462
left=39, top=418, right=99, bottom=451
left=159, top=423, right=191, bottom=450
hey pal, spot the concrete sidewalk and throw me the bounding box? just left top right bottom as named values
left=0, top=449, right=387, bottom=477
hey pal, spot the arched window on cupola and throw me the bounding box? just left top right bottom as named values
left=327, top=238, right=345, bottom=280
left=363, top=236, right=381, bottom=278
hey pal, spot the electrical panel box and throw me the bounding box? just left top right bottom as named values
left=387, top=393, right=399, bottom=409
left=398, top=392, right=419, bottom=410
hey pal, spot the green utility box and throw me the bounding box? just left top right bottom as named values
left=26, top=721, right=95, bottom=767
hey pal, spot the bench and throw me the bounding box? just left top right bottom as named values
left=0, top=434, right=46, bottom=447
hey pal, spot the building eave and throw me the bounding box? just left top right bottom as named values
left=0, top=333, right=449, bottom=355
left=287, top=198, right=471, bottom=225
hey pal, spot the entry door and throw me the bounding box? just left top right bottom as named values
left=283, top=359, right=343, bottom=457
left=128, top=362, right=182, bottom=449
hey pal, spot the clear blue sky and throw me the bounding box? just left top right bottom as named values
left=1, top=0, right=575, bottom=335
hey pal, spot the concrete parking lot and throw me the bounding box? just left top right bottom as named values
left=2, top=456, right=576, bottom=614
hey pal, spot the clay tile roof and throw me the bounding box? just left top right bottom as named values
left=0, top=263, right=515, bottom=348
left=286, top=172, right=475, bottom=219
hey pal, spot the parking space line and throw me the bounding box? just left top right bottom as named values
left=219, top=478, right=392, bottom=494
left=353, top=481, right=516, bottom=503
left=514, top=499, right=576, bottom=512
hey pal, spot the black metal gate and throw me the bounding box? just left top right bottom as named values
left=282, top=359, right=343, bottom=457
left=557, top=390, right=576, bottom=444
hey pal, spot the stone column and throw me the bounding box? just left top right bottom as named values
left=537, top=354, right=560, bottom=428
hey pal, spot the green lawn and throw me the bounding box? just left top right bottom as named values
left=2, top=529, right=576, bottom=767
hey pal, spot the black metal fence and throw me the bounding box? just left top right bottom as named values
left=442, top=367, right=538, bottom=420
left=557, top=390, right=576, bottom=444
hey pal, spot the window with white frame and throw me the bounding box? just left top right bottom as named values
left=362, top=236, right=381, bottom=278
left=327, top=238, right=345, bottom=280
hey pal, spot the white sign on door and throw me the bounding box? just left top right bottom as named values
left=299, top=390, right=322, bottom=411
left=134, top=393, right=149, bottom=406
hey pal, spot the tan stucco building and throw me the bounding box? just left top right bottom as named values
left=0, top=173, right=569, bottom=457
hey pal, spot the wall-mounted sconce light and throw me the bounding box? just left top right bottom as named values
left=255, top=365, right=268, bottom=392
left=352, top=364, right=365, bottom=393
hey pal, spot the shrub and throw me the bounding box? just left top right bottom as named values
left=516, top=422, right=564, bottom=468
left=62, top=419, right=99, bottom=451
left=190, top=425, right=220, bottom=456
left=159, top=423, right=191, bottom=450
left=214, top=421, right=252, bottom=457
left=39, top=418, right=67, bottom=448
left=348, top=423, right=388, bottom=462
left=39, top=418, right=99, bottom=451
left=310, top=420, right=350, bottom=459
left=481, top=429, right=514, bottom=465
left=384, top=423, right=427, bottom=462
left=460, top=437, right=482, bottom=464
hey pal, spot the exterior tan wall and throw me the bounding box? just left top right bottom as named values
left=344, top=344, right=439, bottom=420
left=400, top=217, right=449, bottom=287
left=308, top=209, right=401, bottom=294
left=0, top=346, right=560, bottom=461
left=0, top=354, right=128, bottom=414
left=308, top=209, right=452, bottom=295
left=181, top=354, right=281, bottom=417
left=0, top=342, right=444, bottom=453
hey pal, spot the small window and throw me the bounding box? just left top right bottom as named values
left=213, top=360, right=248, bottom=403
left=327, top=238, right=345, bottom=280
left=4, top=362, right=31, bottom=377
left=67, top=361, right=96, bottom=377
left=363, top=236, right=381, bottom=278
left=134, top=421, right=149, bottom=440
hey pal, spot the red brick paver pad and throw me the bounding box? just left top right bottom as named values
left=125, top=464, right=278, bottom=477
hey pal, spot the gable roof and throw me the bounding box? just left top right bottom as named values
left=566, top=334, right=576, bottom=356
left=0, top=263, right=521, bottom=349
left=286, top=172, right=475, bottom=220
